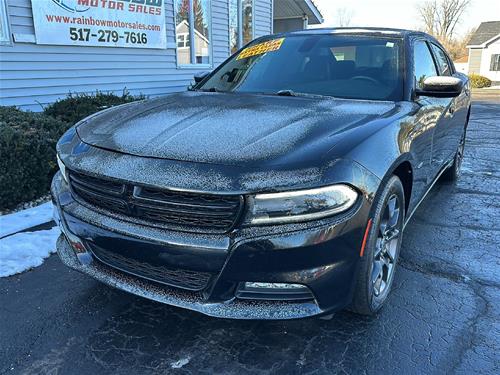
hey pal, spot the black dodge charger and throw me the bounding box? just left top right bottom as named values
left=52, top=28, right=471, bottom=319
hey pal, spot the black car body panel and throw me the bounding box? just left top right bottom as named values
left=52, top=169, right=372, bottom=318
left=76, top=92, right=402, bottom=167
left=52, top=28, right=471, bottom=319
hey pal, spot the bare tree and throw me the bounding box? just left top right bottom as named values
left=441, top=27, right=476, bottom=60
left=417, top=0, right=471, bottom=41
left=418, top=1, right=436, bottom=34
left=336, top=8, right=354, bottom=27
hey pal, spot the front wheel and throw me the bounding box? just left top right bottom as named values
left=350, top=175, right=405, bottom=315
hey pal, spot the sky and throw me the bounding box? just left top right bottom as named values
left=311, top=0, right=498, bottom=37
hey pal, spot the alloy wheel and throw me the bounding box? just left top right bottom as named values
left=371, top=194, right=402, bottom=297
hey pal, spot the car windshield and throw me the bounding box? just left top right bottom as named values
left=197, top=34, right=404, bottom=101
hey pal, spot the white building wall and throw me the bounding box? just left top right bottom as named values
left=479, top=37, right=500, bottom=83
left=454, top=62, right=468, bottom=74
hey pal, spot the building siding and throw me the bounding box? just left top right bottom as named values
left=0, top=0, right=272, bottom=111
left=468, top=48, right=482, bottom=74
left=478, top=37, right=500, bottom=83
left=254, top=0, right=272, bottom=36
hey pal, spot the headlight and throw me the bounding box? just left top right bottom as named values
left=56, top=154, right=68, bottom=183
left=245, top=184, right=358, bottom=225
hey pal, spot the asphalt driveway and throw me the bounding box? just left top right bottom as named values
left=0, top=96, right=498, bottom=375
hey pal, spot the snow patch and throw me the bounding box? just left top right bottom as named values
left=0, top=202, right=54, bottom=238
left=0, top=226, right=60, bottom=277
left=170, top=356, right=191, bottom=369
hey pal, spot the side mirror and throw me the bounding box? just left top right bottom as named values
left=193, top=71, right=211, bottom=83
left=415, top=76, right=463, bottom=98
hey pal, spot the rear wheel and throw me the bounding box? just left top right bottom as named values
left=441, top=129, right=466, bottom=182
left=350, top=175, right=405, bottom=315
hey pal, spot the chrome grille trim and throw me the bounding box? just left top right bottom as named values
left=68, top=171, right=243, bottom=232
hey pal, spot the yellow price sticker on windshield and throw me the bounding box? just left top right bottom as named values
left=237, top=38, right=285, bottom=60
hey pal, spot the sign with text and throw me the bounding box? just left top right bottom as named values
left=32, top=0, right=167, bottom=49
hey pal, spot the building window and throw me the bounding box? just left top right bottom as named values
left=490, top=54, right=500, bottom=71
left=175, top=0, right=211, bottom=66
left=177, top=33, right=190, bottom=48
left=0, top=0, right=11, bottom=45
left=229, top=0, right=253, bottom=54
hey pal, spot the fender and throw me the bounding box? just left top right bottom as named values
left=340, top=112, right=426, bottom=216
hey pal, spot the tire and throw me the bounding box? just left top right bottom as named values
left=441, top=130, right=466, bottom=182
left=350, top=175, right=405, bottom=315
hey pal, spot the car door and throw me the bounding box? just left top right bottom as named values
left=413, top=39, right=445, bottom=188
left=429, top=42, right=468, bottom=164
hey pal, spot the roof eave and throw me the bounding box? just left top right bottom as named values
left=467, top=32, right=500, bottom=48
left=304, top=0, right=324, bottom=25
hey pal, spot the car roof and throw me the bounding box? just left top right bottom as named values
left=268, top=27, right=443, bottom=49
left=279, top=27, right=428, bottom=39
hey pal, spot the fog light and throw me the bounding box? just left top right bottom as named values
left=58, top=221, right=86, bottom=254
left=63, top=229, right=93, bottom=265
left=65, top=232, right=86, bottom=254
left=236, top=282, right=314, bottom=301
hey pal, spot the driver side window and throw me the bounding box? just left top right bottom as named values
left=414, top=41, right=438, bottom=90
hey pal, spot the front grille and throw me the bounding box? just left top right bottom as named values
left=88, top=243, right=212, bottom=291
left=68, top=171, right=243, bottom=232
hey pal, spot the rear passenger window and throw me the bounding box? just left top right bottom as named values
left=430, top=44, right=452, bottom=76
left=414, top=41, right=438, bottom=89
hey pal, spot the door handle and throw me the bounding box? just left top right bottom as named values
left=448, top=106, right=455, bottom=115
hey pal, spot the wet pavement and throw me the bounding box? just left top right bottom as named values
left=1, top=97, right=499, bottom=375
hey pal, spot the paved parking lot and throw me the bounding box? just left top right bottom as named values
left=0, top=97, right=498, bottom=375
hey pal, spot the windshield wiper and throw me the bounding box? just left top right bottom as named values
left=275, top=90, right=328, bottom=99
left=276, top=89, right=299, bottom=96
left=197, top=87, right=222, bottom=93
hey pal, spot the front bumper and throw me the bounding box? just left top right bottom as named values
left=52, top=172, right=371, bottom=319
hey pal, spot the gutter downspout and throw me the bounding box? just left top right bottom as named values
left=302, top=14, right=309, bottom=29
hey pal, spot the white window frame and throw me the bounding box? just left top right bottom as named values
left=173, top=0, right=213, bottom=69
left=228, top=0, right=255, bottom=54
left=490, top=54, right=500, bottom=72
left=0, top=0, right=12, bottom=46
left=177, top=32, right=190, bottom=48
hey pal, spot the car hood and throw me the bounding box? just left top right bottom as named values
left=76, top=91, right=400, bottom=168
